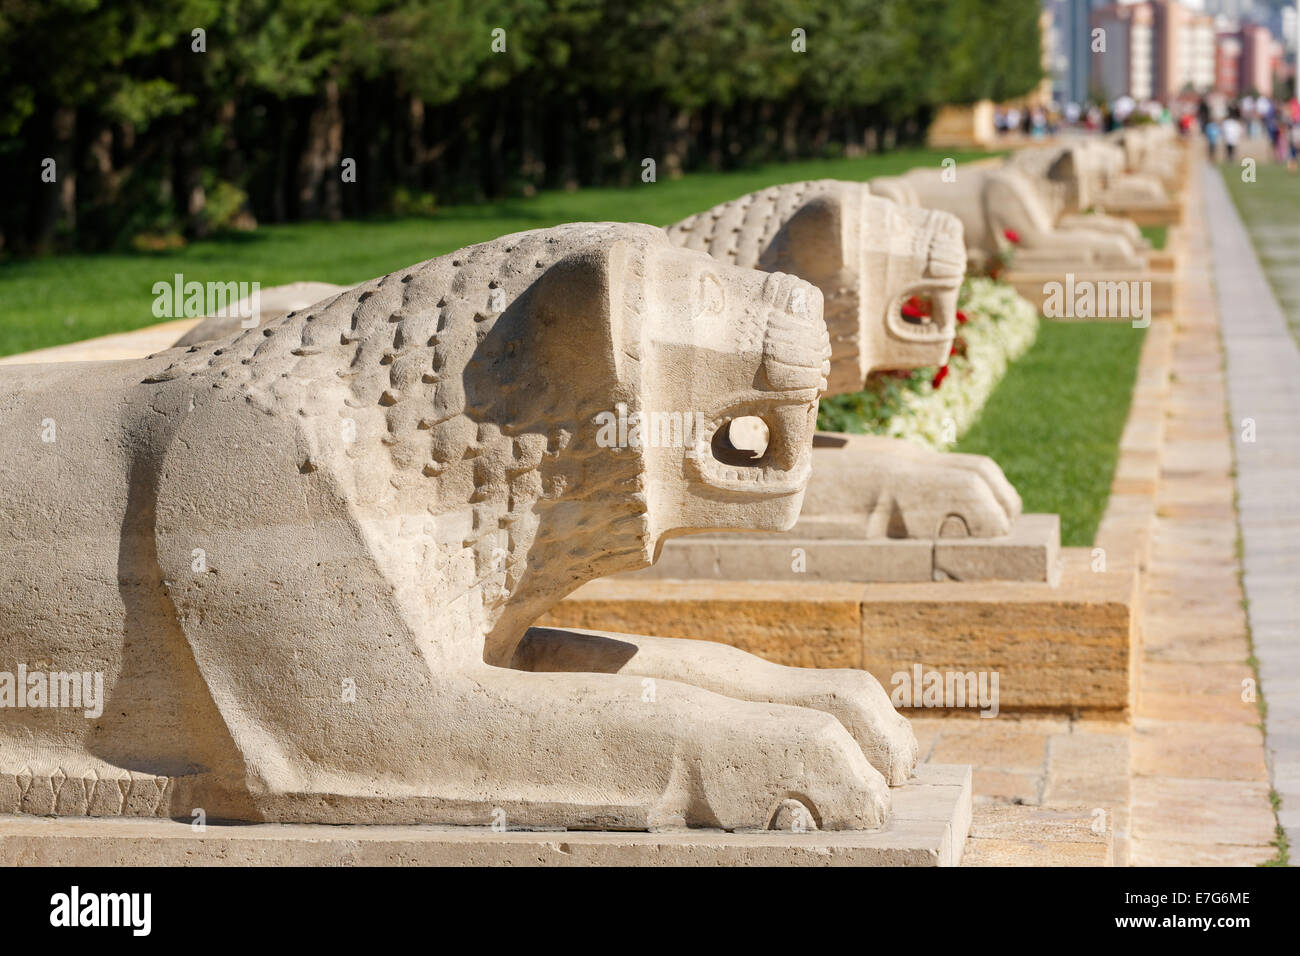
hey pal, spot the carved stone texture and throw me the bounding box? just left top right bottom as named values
left=870, top=165, right=1148, bottom=273
left=173, top=281, right=351, bottom=348
left=2, top=221, right=918, bottom=830
left=666, top=180, right=965, bottom=396
left=1005, top=145, right=1149, bottom=250
left=1079, top=137, right=1176, bottom=208
left=1107, top=125, right=1184, bottom=193
left=667, top=182, right=1021, bottom=540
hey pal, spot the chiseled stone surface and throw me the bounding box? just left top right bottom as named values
left=632, top=512, right=1059, bottom=584
left=870, top=163, right=1149, bottom=274
left=547, top=547, right=1139, bottom=715
left=0, top=221, right=931, bottom=834
left=0, top=765, right=972, bottom=866
left=961, top=805, right=1113, bottom=867
left=661, top=182, right=1027, bottom=559
left=541, top=578, right=868, bottom=670
left=172, top=281, right=349, bottom=347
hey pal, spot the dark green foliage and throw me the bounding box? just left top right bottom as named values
left=0, top=0, right=1043, bottom=254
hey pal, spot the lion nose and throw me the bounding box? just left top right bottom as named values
left=757, top=273, right=829, bottom=392
left=925, top=210, right=966, bottom=282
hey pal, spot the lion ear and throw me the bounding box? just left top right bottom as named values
left=531, top=238, right=628, bottom=384
left=769, top=194, right=845, bottom=282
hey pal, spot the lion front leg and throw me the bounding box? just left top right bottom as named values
left=513, top=628, right=917, bottom=786
left=461, top=665, right=892, bottom=831
left=801, top=433, right=1020, bottom=539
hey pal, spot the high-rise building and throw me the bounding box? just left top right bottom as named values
left=1182, top=11, right=1219, bottom=92
left=1216, top=29, right=1243, bottom=95
left=1058, top=0, right=1284, bottom=103
left=1092, top=1, right=1155, bottom=100
left=1240, top=22, right=1276, bottom=94
left=1047, top=0, right=1099, bottom=105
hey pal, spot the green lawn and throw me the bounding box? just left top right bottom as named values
left=1221, top=163, right=1300, bottom=345
left=1140, top=225, right=1166, bottom=250
left=0, top=148, right=997, bottom=357
left=954, top=322, right=1146, bottom=546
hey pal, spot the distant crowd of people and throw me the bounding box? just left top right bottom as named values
left=1191, top=95, right=1300, bottom=171
left=994, top=92, right=1300, bottom=173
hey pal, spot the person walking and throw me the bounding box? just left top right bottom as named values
left=1223, top=112, right=1243, bottom=163
left=1205, top=118, right=1222, bottom=161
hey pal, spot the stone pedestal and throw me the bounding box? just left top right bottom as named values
left=542, top=549, right=1139, bottom=717
left=1002, top=269, right=1175, bottom=318
left=1098, top=200, right=1183, bottom=228
left=926, top=101, right=997, bottom=149
left=630, top=513, right=1060, bottom=584
left=0, top=765, right=973, bottom=867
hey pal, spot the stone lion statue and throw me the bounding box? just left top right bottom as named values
left=667, top=181, right=1021, bottom=539
left=870, top=164, right=1147, bottom=275
left=1004, top=145, right=1151, bottom=248
left=0, top=222, right=914, bottom=829
left=172, top=281, right=352, bottom=348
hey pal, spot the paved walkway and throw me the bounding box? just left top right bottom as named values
left=1124, top=167, right=1275, bottom=864
left=1206, top=163, right=1300, bottom=857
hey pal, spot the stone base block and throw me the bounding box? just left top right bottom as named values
left=542, top=549, right=1140, bottom=716
left=0, top=765, right=973, bottom=867
left=1100, top=202, right=1183, bottom=227
left=627, top=514, right=1060, bottom=584
left=1002, top=269, right=1174, bottom=317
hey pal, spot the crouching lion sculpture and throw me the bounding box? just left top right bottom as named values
left=0, top=222, right=914, bottom=830
left=667, top=181, right=1021, bottom=539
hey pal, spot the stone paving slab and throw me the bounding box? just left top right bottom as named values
left=961, top=805, right=1112, bottom=866
left=1205, top=162, right=1300, bottom=859
left=1118, top=162, right=1281, bottom=865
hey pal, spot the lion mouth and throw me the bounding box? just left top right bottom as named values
left=690, top=398, right=814, bottom=495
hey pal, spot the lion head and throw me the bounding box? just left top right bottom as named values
left=667, top=181, right=964, bottom=396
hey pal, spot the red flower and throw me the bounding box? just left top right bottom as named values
left=901, top=295, right=931, bottom=319
left=931, top=365, right=949, bottom=389
left=956, top=309, right=969, bottom=324
left=1002, top=228, right=1021, bottom=244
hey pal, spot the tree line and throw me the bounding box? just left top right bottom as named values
left=0, top=0, right=1044, bottom=254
